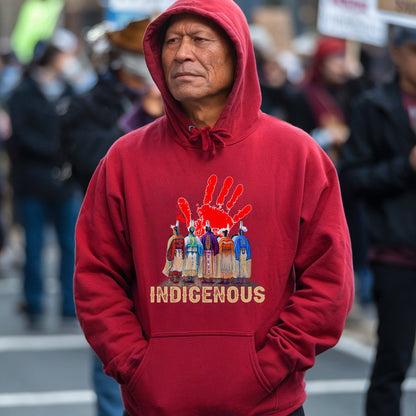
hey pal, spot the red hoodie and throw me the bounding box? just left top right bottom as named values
left=74, top=1, right=354, bottom=415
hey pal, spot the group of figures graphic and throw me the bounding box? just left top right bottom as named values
left=162, top=220, right=252, bottom=284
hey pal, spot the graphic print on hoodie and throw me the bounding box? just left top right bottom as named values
left=74, top=0, right=354, bottom=415
left=157, top=173, right=265, bottom=304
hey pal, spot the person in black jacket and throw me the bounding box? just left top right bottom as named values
left=61, top=71, right=132, bottom=191
left=61, top=19, right=163, bottom=416
left=8, top=40, right=81, bottom=328
left=62, top=18, right=163, bottom=193
left=338, top=26, right=416, bottom=416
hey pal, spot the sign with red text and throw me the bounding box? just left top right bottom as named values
left=318, top=0, right=388, bottom=46
left=377, top=0, right=416, bottom=28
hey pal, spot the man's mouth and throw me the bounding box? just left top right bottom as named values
left=174, top=72, right=200, bottom=79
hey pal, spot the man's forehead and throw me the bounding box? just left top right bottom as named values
left=164, top=13, right=225, bottom=35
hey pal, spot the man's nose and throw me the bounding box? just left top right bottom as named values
left=174, top=37, right=194, bottom=62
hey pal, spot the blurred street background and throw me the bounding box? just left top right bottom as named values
left=0, top=0, right=416, bottom=415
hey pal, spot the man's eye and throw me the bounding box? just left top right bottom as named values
left=166, top=38, right=178, bottom=45
left=194, top=37, right=207, bottom=43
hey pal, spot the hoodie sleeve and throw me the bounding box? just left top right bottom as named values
left=74, top=155, right=148, bottom=385
left=258, top=147, right=354, bottom=388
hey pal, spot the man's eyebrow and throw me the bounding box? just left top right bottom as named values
left=165, top=28, right=215, bottom=38
left=189, top=29, right=214, bottom=36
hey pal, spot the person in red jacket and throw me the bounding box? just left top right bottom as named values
left=74, top=1, right=354, bottom=415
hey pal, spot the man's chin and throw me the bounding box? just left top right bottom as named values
left=171, top=88, right=206, bottom=103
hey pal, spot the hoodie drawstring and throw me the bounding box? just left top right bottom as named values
left=188, top=126, right=230, bottom=156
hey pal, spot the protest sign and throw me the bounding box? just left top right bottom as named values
left=11, top=0, right=64, bottom=63
left=318, top=0, right=388, bottom=46
left=106, top=0, right=175, bottom=27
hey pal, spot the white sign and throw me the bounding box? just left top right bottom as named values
left=377, top=0, right=416, bottom=28
left=318, top=0, right=388, bottom=46
left=108, top=0, right=175, bottom=14
left=106, top=0, right=175, bottom=28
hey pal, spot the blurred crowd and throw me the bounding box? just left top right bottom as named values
left=0, top=1, right=415, bottom=416
left=0, top=3, right=392, bottom=310
left=0, top=10, right=166, bottom=415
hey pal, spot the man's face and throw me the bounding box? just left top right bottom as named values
left=161, top=14, right=236, bottom=108
left=392, top=41, right=416, bottom=93
left=320, top=53, right=347, bottom=85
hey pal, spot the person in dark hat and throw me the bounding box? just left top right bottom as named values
left=339, top=25, right=416, bottom=416
left=61, top=17, right=163, bottom=193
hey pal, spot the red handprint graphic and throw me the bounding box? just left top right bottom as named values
left=177, top=175, right=252, bottom=237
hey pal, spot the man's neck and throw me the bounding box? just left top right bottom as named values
left=182, top=97, right=227, bottom=129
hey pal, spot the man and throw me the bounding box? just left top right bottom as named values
left=339, top=26, right=416, bottom=416
left=74, top=1, right=354, bottom=415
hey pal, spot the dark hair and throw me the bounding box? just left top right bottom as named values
left=32, top=41, right=62, bottom=67
left=390, top=26, right=416, bottom=47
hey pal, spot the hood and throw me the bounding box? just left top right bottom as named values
left=143, top=0, right=261, bottom=153
left=302, top=36, right=346, bottom=87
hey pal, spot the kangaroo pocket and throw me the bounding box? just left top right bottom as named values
left=126, top=332, right=274, bottom=416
